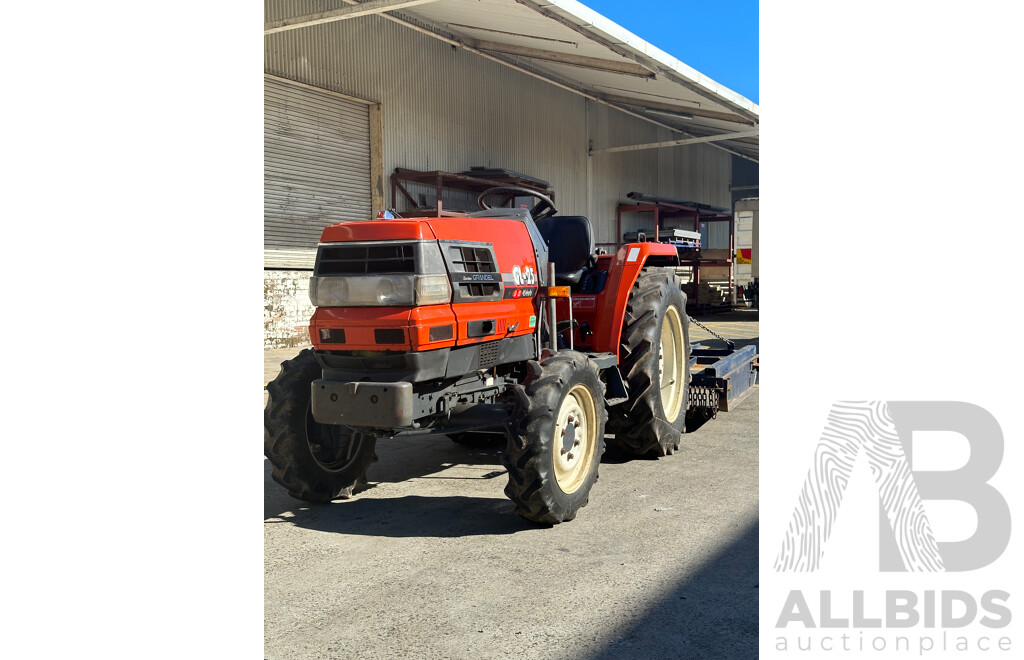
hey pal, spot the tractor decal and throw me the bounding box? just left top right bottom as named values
left=510, top=264, right=537, bottom=285
left=502, top=285, right=538, bottom=300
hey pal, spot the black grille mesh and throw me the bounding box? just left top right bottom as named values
left=463, top=283, right=497, bottom=297
left=429, top=324, right=454, bottom=342
left=451, top=247, right=495, bottom=273
left=318, top=244, right=415, bottom=274
left=450, top=246, right=498, bottom=298
left=479, top=342, right=500, bottom=368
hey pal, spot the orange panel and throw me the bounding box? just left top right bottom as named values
left=310, top=306, right=414, bottom=351
left=409, top=305, right=458, bottom=350
left=320, top=220, right=437, bottom=243
left=427, top=217, right=541, bottom=345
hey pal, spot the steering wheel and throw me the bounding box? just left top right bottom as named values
left=477, top=186, right=558, bottom=221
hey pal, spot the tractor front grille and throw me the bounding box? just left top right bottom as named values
left=451, top=246, right=496, bottom=274
left=446, top=244, right=501, bottom=302
left=479, top=342, right=500, bottom=368
left=316, top=244, right=416, bottom=275
left=462, top=283, right=498, bottom=297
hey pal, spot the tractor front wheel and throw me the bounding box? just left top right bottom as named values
left=503, top=352, right=607, bottom=524
left=264, top=349, right=377, bottom=503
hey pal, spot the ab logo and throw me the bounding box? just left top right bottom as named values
left=775, top=401, right=1010, bottom=572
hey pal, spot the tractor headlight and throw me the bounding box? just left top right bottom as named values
left=308, top=276, right=348, bottom=307
left=309, top=274, right=451, bottom=307
left=374, top=276, right=413, bottom=306
left=414, top=274, right=452, bottom=305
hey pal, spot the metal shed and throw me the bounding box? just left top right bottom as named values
left=264, top=0, right=758, bottom=346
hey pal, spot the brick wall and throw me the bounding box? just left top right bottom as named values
left=264, top=271, right=314, bottom=348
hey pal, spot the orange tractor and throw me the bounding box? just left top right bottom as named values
left=265, top=188, right=748, bottom=523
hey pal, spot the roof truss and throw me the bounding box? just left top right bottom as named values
left=264, top=0, right=443, bottom=35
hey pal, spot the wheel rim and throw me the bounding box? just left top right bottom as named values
left=658, top=306, right=685, bottom=422
left=305, top=403, right=366, bottom=472
left=552, top=383, right=598, bottom=494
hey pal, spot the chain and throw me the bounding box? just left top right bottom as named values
left=688, top=316, right=735, bottom=350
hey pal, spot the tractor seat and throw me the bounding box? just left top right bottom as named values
left=535, top=215, right=596, bottom=286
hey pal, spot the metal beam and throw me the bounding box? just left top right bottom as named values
left=264, top=0, right=443, bottom=35
left=596, top=92, right=756, bottom=126
left=263, top=73, right=378, bottom=105
left=512, top=0, right=759, bottom=123
left=337, top=0, right=463, bottom=46
left=469, top=39, right=655, bottom=79
left=590, top=130, right=760, bottom=155
left=512, top=0, right=651, bottom=68
left=665, top=124, right=760, bottom=145
left=317, top=2, right=758, bottom=163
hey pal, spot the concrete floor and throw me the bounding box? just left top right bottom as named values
left=264, top=311, right=758, bottom=660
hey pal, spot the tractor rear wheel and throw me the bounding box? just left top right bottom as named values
left=608, top=268, right=690, bottom=456
left=503, top=352, right=607, bottom=524
left=264, top=349, right=377, bottom=503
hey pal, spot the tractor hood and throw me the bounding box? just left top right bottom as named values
left=320, top=219, right=437, bottom=243
left=308, top=213, right=546, bottom=354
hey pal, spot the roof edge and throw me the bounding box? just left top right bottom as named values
left=540, top=0, right=758, bottom=118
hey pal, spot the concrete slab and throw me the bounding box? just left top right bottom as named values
left=265, top=393, right=758, bottom=660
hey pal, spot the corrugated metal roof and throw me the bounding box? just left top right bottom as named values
left=265, top=0, right=759, bottom=161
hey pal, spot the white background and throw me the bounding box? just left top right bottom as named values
left=761, top=0, right=1023, bottom=657
left=2, top=1, right=1022, bottom=658
left=3, top=3, right=264, bottom=657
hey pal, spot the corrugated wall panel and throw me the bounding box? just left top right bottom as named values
left=264, top=1, right=732, bottom=251
left=265, top=77, right=371, bottom=268
left=702, top=220, right=731, bottom=249
left=265, top=8, right=588, bottom=215
left=588, top=102, right=732, bottom=245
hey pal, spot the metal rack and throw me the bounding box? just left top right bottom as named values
left=613, top=194, right=734, bottom=311
left=390, top=167, right=554, bottom=217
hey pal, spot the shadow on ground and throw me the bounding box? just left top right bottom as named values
left=695, top=336, right=759, bottom=353
left=264, top=433, right=689, bottom=536
left=263, top=435, right=658, bottom=537
left=264, top=443, right=531, bottom=537
left=587, top=518, right=759, bottom=660
left=266, top=493, right=532, bottom=538
left=689, top=308, right=759, bottom=354
left=263, top=437, right=510, bottom=522
left=690, top=308, right=758, bottom=323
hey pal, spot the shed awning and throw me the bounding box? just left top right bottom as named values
left=265, top=0, right=759, bottom=162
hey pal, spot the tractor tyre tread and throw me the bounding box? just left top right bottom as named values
left=264, top=349, right=376, bottom=503
left=608, top=268, right=690, bottom=456
left=502, top=351, right=607, bottom=524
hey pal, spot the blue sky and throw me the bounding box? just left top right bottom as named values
left=580, top=0, right=758, bottom=104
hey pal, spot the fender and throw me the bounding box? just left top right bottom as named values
left=590, top=242, right=679, bottom=357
